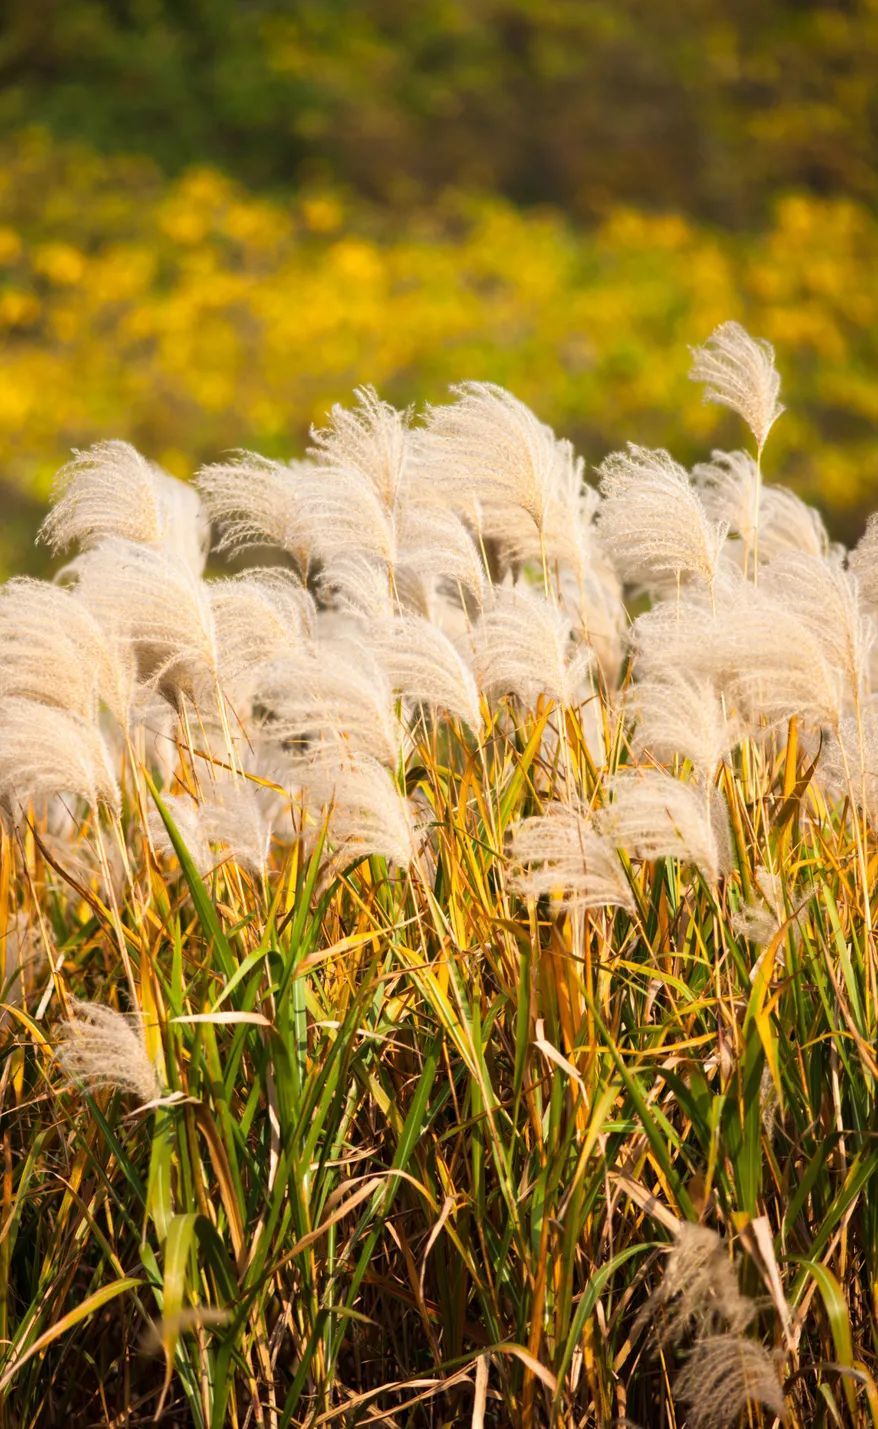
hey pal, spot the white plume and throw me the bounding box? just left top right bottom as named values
left=508, top=804, right=634, bottom=911
left=150, top=780, right=277, bottom=876
left=851, top=514, right=878, bottom=612
left=0, top=698, right=119, bottom=818
left=472, top=584, right=594, bottom=707
left=761, top=550, right=873, bottom=707
left=629, top=670, right=738, bottom=777
left=209, top=569, right=315, bottom=709
left=65, top=540, right=220, bottom=705
left=0, top=577, right=134, bottom=726
left=56, top=1000, right=161, bottom=1106
left=689, top=320, right=785, bottom=451
left=309, top=386, right=411, bottom=512
left=598, top=770, right=731, bottom=882
left=597, top=445, right=726, bottom=592
left=255, top=639, right=401, bottom=767
left=297, top=749, right=415, bottom=870
left=366, top=615, right=481, bottom=730
left=197, top=454, right=392, bottom=572
left=694, top=450, right=831, bottom=565
left=416, top=382, right=578, bottom=528
left=39, top=441, right=208, bottom=573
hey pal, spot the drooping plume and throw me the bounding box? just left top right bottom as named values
left=55, top=1000, right=162, bottom=1106
left=39, top=441, right=208, bottom=574
left=416, top=382, right=577, bottom=530
left=690, top=321, right=784, bottom=452
left=0, top=578, right=134, bottom=727
left=599, top=770, right=731, bottom=882
left=597, top=445, right=726, bottom=592
left=851, top=513, right=878, bottom=613
left=0, top=698, right=119, bottom=819
left=509, top=804, right=634, bottom=911
left=629, top=670, right=739, bottom=778
left=472, top=584, right=594, bottom=707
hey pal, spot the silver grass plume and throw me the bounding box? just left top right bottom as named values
left=254, top=639, right=401, bottom=767
left=731, top=865, right=798, bottom=947
left=597, top=445, right=726, bottom=593
left=315, top=554, right=396, bottom=624
left=55, top=1000, right=162, bottom=1106
left=308, top=386, right=411, bottom=512
left=365, top=615, right=481, bottom=730
left=392, top=502, right=486, bottom=611
left=675, top=1335, right=786, bottom=1429
left=693, top=449, right=831, bottom=565
left=822, top=706, right=878, bottom=823
left=416, top=382, right=578, bottom=529
left=0, top=698, right=119, bottom=819
left=149, top=781, right=277, bottom=876
left=209, top=569, right=316, bottom=710
left=633, top=567, right=847, bottom=733
left=851, top=513, right=878, bottom=613
left=629, top=670, right=739, bottom=778
left=1, top=912, right=48, bottom=1029
left=689, top=320, right=785, bottom=452
left=761, top=550, right=874, bottom=710
left=508, top=804, right=634, bottom=912
left=39, top=441, right=208, bottom=574
left=296, top=748, right=415, bottom=870
left=472, top=584, right=594, bottom=707
left=637, top=1223, right=756, bottom=1348
left=66, top=540, right=220, bottom=705
left=0, top=578, right=134, bottom=727
left=197, top=453, right=392, bottom=573
left=598, top=770, right=731, bottom=882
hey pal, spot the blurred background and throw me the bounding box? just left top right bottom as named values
left=1, top=0, right=876, bottom=576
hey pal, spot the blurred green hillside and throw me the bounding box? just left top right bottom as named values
left=2, top=0, right=877, bottom=573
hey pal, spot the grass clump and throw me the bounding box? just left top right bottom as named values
left=1, top=326, right=877, bottom=1426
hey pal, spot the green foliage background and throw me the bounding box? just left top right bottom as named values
left=1, top=0, right=877, bottom=573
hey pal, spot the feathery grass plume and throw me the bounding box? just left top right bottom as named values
left=296, top=748, right=415, bottom=870
left=472, top=584, right=594, bottom=707
left=39, top=441, right=208, bottom=573
left=508, top=804, right=634, bottom=912
left=850, top=512, right=878, bottom=612
left=309, top=386, right=411, bottom=512
left=675, top=1334, right=786, bottom=1429
left=149, top=782, right=277, bottom=876
left=1, top=912, right=48, bottom=1031
left=823, top=706, right=878, bottom=823
left=761, top=550, right=874, bottom=708
left=637, top=1223, right=755, bottom=1348
left=689, top=320, right=785, bottom=452
left=693, top=449, right=830, bottom=566
left=65, top=540, right=220, bottom=705
left=633, top=565, right=847, bottom=733
left=197, top=453, right=392, bottom=573
left=731, top=865, right=790, bottom=946
left=416, top=382, right=577, bottom=529
left=365, top=615, right=481, bottom=730
left=0, top=577, right=134, bottom=726
left=0, top=697, right=119, bottom=820
left=599, top=770, right=731, bottom=882
left=255, top=639, right=401, bottom=767
left=209, top=569, right=316, bottom=710
left=315, top=553, right=396, bottom=623
left=629, top=670, right=739, bottom=778
left=147, top=793, right=211, bottom=876
left=392, top=502, right=486, bottom=610
left=55, top=1000, right=162, bottom=1106
left=597, top=444, right=727, bottom=593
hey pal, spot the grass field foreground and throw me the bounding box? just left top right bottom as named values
left=1, top=324, right=877, bottom=1426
